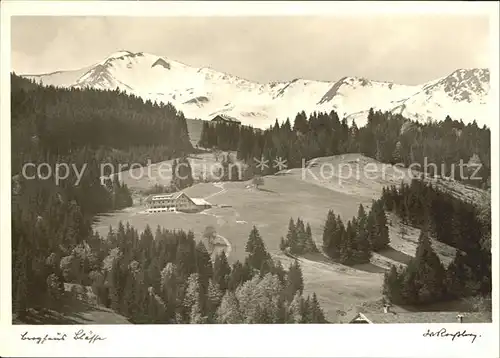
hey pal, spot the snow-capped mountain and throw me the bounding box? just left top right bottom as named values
left=23, top=50, right=490, bottom=129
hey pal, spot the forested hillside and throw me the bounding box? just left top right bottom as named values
left=11, top=74, right=327, bottom=323
left=381, top=180, right=491, bottom=305
left=11, top=73, right=190, bottom=321
left=11, top=74, right=193, bottom=171
left=283, top=177, right=491, bottom=307
left=199, top=109, right=491, bottom=188
left=10, top=73, right=491, bottom=322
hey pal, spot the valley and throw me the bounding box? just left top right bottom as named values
left=12, top=52, right=492, bottom=325
left=93, top=151, right=469, bottom=322
left=6, top=13, right=497, bottom=358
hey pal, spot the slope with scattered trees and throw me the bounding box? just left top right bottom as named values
left=198, top=108, right=490, bottom=188
left=11, top=73, right=197, bottom=322
left=381, top=179, right=491, bottom=306
left=280, top=217, right=318, bottom=256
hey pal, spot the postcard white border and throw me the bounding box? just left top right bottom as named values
left=1, top=1, right=498, bottom=357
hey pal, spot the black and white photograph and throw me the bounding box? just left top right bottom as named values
left=0, top=1, right=498, bottom=357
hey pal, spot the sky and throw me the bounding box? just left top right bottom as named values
left=11, top=15, right=490, bottom=84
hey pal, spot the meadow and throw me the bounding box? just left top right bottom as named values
left=94, top=153, right=469, bottom=321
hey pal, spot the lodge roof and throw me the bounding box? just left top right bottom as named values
left=211, top=113, right=241, bottom=124
left=191, top=198, right=211, bottom=206
left=151, top=192, right=184, bottom=201
left=144, top=192, right=185, bottom=203
left=145, top=192, right=212, bottom=207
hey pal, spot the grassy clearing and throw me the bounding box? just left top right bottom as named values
left=94, top=153, right=487, bottom=322
left=93, top=164, right=383, bottom=321
left=275, top=252, right=383, bottom=323
left=96, top=175, right=364, bottom=261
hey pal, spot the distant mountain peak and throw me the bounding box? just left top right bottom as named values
left=423, top=68, right=490, bottom=103
left=102, top=50, right=134, bottom=62
left=21, top=50, right=490, bottom=129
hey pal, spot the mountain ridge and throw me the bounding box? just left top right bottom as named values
left=22, top=50, right=490, bottom=129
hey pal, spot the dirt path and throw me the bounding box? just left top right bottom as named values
left=272, top=252, right=361, bottom=276
left=204, top=182, right=226, bottom=200
left=201, top=183, right=233, bottom=257
left=202, top=182, right=347, bottom=275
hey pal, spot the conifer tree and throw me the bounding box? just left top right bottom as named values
left=171, top=157, right=194, bottom=190
left=273, top=119, right=280, bottom=131
left=279, top=236, right=287, bottom=252
left=274, top=296, right=288, bottom=323
left=368, top=200, right=390, bottom=251
left=377, top=200, right=390, bottom=250
left=245, top=226, right=269, bottom=271
left=108, top=260, right=122, bottom=312
left=285, top=218, right=298, bottom=253
left=213, top=251, right=231, bottom=292
left=295, top=218, right=307, bottom=254
left=333, top=215, right=345, bottom=258
left=206, top=279, right=223, bottom=322
left=228, top=261, right=246, bottom=291
left=283, top=118, right=292, bottom=132
left=175, top=233, right=197, bottom=278
left=243, top=257, right=256, bottom=280
left=414, top=229, right=446, bottom=303
left=354, top=204, right=371, bottom=263
left=339, top=222, right=354, bottom=265
left=270, top=259, right=287, bottom=285
left=445, top=251, right=476, bottom=299
left=183, top=273, right=202, bottom=315
left=121, top=271, right=139, bottom=320
left=293, top=111, right=309, bottom=134
left=322, top=210, right=337, bottom=257
left=171, top=159, right=179, bottom=190
left=189, top=297, right=207, bottom=324
left=286, top=260, right=304, bottom=300
left=13, top=236, right=29, bottom=316
left=383, top=265, right=402, bottom=304
left=288, top=291, right=303, bottom=323
left=146, top=291, right=160, bottom=323
left=399, top=260, right=419, bottom=304
left=310, top=293, right=327, bottom=323
left=216, top=291, right=243, bottom=324
left=160, top=262, right=179, bottom=322
left=301, top=296, right=311, bottom=323
left=304, top=223, right=318, bottom=253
